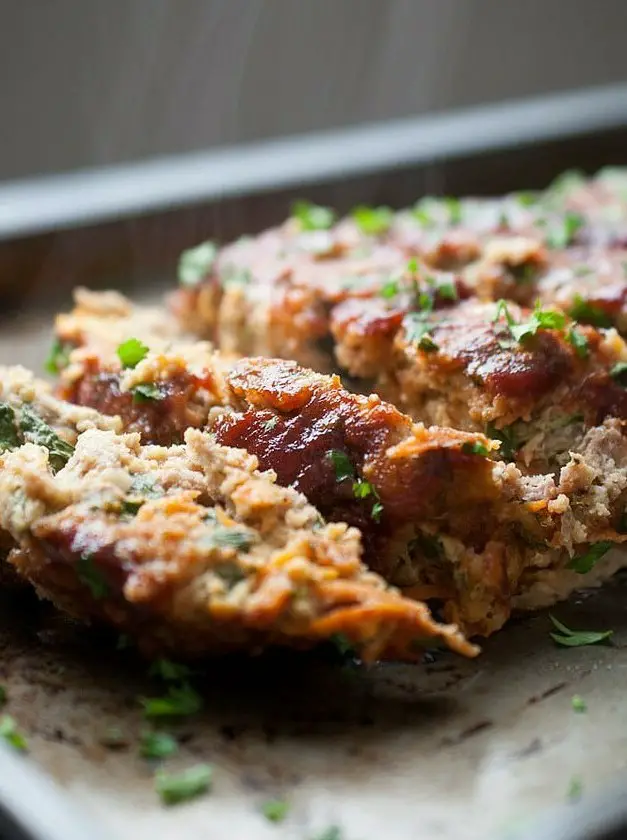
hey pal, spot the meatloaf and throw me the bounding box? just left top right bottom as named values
left=0, top=392, right=474, bottom=661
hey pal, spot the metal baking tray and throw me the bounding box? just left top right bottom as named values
left=2, top=85, right=627, bottom=840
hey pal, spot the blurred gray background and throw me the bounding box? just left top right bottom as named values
left=1, top=0, right=627, bottom=182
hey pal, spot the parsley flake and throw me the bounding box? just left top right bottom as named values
left=566, top=327, right=589, bottom=358
left=328, top=450, right=354, bottom=482
left=571, top=695, right=587, bottom=713
left=142, top=683, right=203, bottom=719
left=568, top=295, right=613, bottom=328
left=352, top=479, right=375, bottom=499
left=380, top=278, right=400, bottom=299
left=132, top=383, right=162, bottom=403
left=403, top=313, right=436, bottom=348
left=155, top=764, right=213, bottom=806
left=0, top=403, right=19, bottom=453
left=546, top=212, right=584, bottom=249
left=292, top=200, right=336, bottom=231
left=178, top=241, right=217, bottom=288
left=261, top=799, right=290, bottom=823
left=567, top=776, right=583, bottom=802
left=493, top=300, right=566, bottom=344
left=485, top=422, right=518, bottom=461
left=610, top=361, right=627, bottom=385
left=418, top=334, right=439, bottom=353
left=437, top=281, right=458, bottom=301
left=351, top=205, right=393, bottom=236
left=140, top=730, right=178, bottom=760
left=0, top=715, right=27, bottom=751
left=311, top=827, right=342, bottom=840
left=202, top=526, right=255, bottom=552
left=461, top=441, right=491, bottom=457
left=76, top=555, right=109, bottom=599
left=19, top=406, right=74, bottom=472
left=371, top=501, right=384, bottom=523
left=549, top=615, right=613, bottom=648
left=117, top=338, right=149, bottom=369
left=443, top=197, right=462, bottom=225
left=45, top=338, right=73, bottom=375
left=263, top=416, right=279, bottom=432
left=568, top=541, right=613, bottom=574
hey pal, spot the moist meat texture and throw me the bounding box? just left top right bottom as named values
left=0, top=416, right=475, bottom=661
left=0, top=365, right=121, bottom=579
left=45, top=330, right=627, bottom=637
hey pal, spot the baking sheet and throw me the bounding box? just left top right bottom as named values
left=2, top=312, right=627, bottom=840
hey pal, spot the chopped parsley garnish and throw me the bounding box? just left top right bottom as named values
left=461, top=441, right=491, bottom=457
left=128, top=475, right=162, bottom=498
left=418, top=334, right=438, bottom=352
left=353, top=479, right=383, bottom=522
left=351, top=205, right=393, bottom=236
left=76, top=555, right=109, bottom=599
left=567, top=776, right=583, bottom=802
left=403, top=313, right=437, bottom=350
left=493, top=299, right=566, bottom=343
left=437, top=281, right=458, bottom=301
left=149, top=659, right=192, bottom=682
left=0, top=403, right=19, bottom=453
left=610, top=361, right=627, bottom=385
left=485, top=422, right=518, bottom=461
left=142, top=683, right=203, bottom=719
left=568, top=295, right=613, bottom=328
left=140, top=730, right=178, bottom=760
left=120, top=499, right=144, bottom=517
left=155, top=764, right=213, bottom=806
left=312, top=826, right=342, bottom=840
left=261, top=799, right=290, bottom=823
left=371, top=501, right=384, bottom=523
left=45, top=338, right=73, bottom=375
left=178, top=241, right=217, bottom=288
left=380, top=278, right=400, bottom=299
left=132, top=383, right=163, bottom=403
left=408, top=533, right=442, bottom=560
left=219, top=264, right=252, bottom=287
left=327, top=452, right=383, bottom=521
left=263, top=416, right=279, bottom=432
left=549, top=615, right=613, bottom=648
left=514, top=192, right=538, bottom=207
left=407, top=256, right=419, bottom=276
left=331, top=633, right=354, bottom=656
left=568, top=541, right=613, bottom=575
left=352, top=479, right=375, bottom=499
left=0, top=715, right=27, bottom=751
left=328, top=450, right=354, bottom=482
left=443, top=197, right=463, bottom=225
left=571, top=695, right=587, bottom=713
left=202, top=526, right=255, bottom=552
left=566, top=327, right=589, bottom=358
left=19, top=405, right=74, bottom=472
left=117, top=338, right=149, bottom=369
left=213, top=562, right=247, bottom=588
left=545, top=212, right=584, bottom=249
left=291, top=200, right=336, bottom=231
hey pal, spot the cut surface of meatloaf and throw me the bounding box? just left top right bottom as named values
left=0, top=413, right=475, bottom=661
left=45, top=324, right=627, bottom=637
left=0, top=365, right=121, bottom=580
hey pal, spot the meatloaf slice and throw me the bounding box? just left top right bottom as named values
left=0, top=419, right=475, bottom=661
